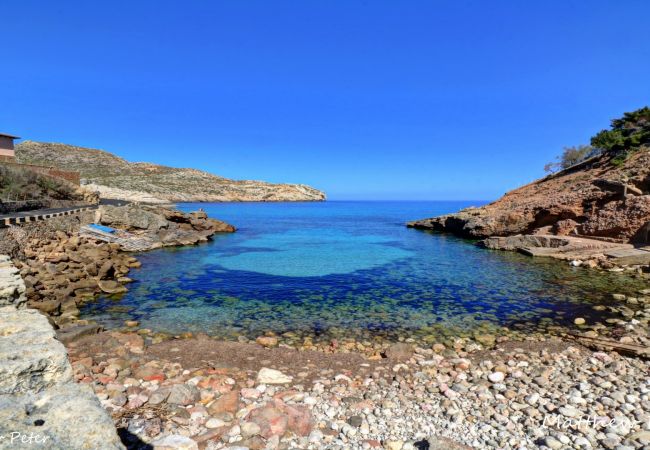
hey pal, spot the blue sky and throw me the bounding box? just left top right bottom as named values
left=2, top=1, right=649, bottom=200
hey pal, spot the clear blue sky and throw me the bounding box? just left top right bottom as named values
left=2, top=1, right=649, bottom=200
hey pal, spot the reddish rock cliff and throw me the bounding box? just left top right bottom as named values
left=409, top=150, right=650, bottom=244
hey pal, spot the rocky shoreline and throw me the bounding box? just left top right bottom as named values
left=0, top=255, right=123, bottom=449
left=408, top=150, right=650, bottom=273
left=62, top=324, right=650, bottom=450
left=3, top=202, right=650, bottom=449
left=7, top=204, right=234, bottom=332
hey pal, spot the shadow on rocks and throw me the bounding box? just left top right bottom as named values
left=117, top=428, right=153, bottom=450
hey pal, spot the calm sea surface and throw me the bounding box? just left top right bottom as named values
left=81, top=201, right=644, bottom=344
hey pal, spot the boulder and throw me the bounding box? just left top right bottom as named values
left=98, top=205, right=169, bottom=231
left=97, top=260, right=116, bottom=279
left=0, top=307, right=72, bottom=394
left=98, top=279, right=128, bottom=294
left=28, top=299, right=62, bottom=315
left=0, top=285, right=123, bottom=449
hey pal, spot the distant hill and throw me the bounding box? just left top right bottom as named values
left=15, top=141, right=326, bottom=203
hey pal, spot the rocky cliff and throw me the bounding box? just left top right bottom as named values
left=16, top=141, right=326, bottom=203
left=409, top=149, right=650, bottom=244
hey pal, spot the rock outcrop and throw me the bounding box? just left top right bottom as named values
left=409, top=150, right=650, bottom=244
left=16, top=141, right=326, bottom=203
left=94, top=204, right=236, bottom=248
left=0, top=255, right=26, bottom=308
left=15, top=204, right=235, bottom=328
left=0, top=256, right=123, bottom=449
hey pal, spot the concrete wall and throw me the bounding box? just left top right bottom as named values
left=0, top=137, right=15, bottom=159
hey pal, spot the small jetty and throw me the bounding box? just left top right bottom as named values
left=79, top=223, right=154, bottom=252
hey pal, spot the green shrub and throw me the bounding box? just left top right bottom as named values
left=0, top=165, right=77, bottom=202
left=544, top=145, right=599, bottom=173
left=545, top=107, right=649, bottom=172
left=591, top=106, right=650, bottom=157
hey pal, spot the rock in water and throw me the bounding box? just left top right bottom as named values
left=256, top=367, right=293, bottom=384
left=98, top=279, right=128, bottom=294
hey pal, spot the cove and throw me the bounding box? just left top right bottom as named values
left=80, top=201, right=646, bottom=344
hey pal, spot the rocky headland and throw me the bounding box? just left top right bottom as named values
left=16, top=141, right=326, bottom=203
left=2, top=204, right=235, bottom=333
left=408, top=148, right=650, bottom=270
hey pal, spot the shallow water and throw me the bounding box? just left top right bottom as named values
left=81, top=201, right=645, bottom=343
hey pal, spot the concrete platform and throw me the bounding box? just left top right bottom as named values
left=604, top=247, right=650, bottom=265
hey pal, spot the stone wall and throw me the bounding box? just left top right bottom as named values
left=0, top=210, right=95, bottom=259
left=0, top=255, right=124, bottom=449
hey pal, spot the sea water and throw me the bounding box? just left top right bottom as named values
left=81, top=201, right=645, bottom=343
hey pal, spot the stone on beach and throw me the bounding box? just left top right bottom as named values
left=151, top=434, right=198, bottom=450
left=167, top=383, right=199, bottom=405
left=488, top=371, right=505, bottom=383
left=256, top=367, right=293, bottom=384
left=255, top=335, right=279, bottom=347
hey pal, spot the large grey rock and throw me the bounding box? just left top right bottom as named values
left=98, top=204, right=169, bottom=231
left=0, top=307, right=71, bottom=394
left=0, top=382, right=123, bottom=449
left=0, top=256, right=124, bottom=449
left=0, top=255, right=26, bottom=308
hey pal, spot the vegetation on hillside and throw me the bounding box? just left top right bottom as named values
left=0, top=165, right=79, bottom=202
left=546, top=106, right=650, bottom=172
left=544, top=145, right=600, bottom=173
left=591, top=106, right=650, bottom=165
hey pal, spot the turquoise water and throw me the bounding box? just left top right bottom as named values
left=81, top=201, right=644, bottom=344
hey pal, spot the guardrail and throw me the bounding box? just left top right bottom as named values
left=0, top=205, right=98, bottom=228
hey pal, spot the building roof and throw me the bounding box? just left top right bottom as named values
left=0, top=133, right=20, bottom=139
